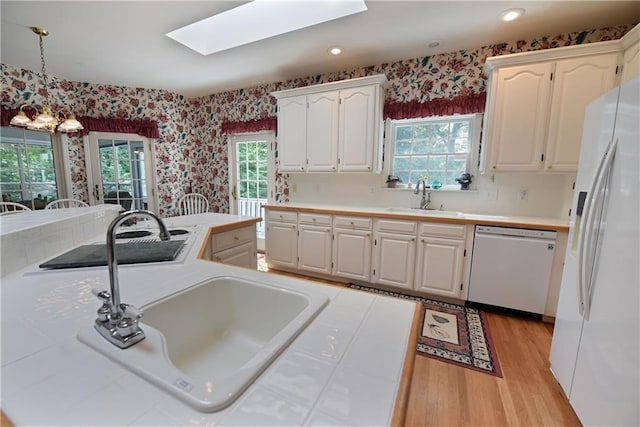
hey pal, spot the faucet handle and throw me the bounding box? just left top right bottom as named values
left=92, top=289, right=111, bottom=303
left=122, top=304, right=143, bottom=320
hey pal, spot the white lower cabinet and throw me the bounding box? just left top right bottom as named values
left=298, top=224, right=332, bottom=274
left=414, top=237, right=465, bottom=297
left=414, top=222, right=467, bottom=298
left=332, top=216, right=372, bottom=281
left=206, top=224, right=258, bottom=269
left=211, top=241, right=256, bottom=269
left=371, top=219, right=417, bottom=290
left=265, top=220, right=298, bottom=269
left=265, top=209, right=468, bottom=300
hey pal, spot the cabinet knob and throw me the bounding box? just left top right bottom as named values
left=234, top=236, right=239, bottom=240
left=548, top=165, right=553, bottom=169
left=492, top=165, right=497, bottom=170
left=350, top=221, right=354, bottom=225
left=312, top=218, right=316, bottom=222
left=367, top=166, right=371, bottom=170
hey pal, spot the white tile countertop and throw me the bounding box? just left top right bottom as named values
left=0, top=208, right=417, bottom=426
left=263, top=203, right=570, bottom=232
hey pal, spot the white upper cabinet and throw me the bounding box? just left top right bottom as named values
left=620, top=24, right=640, bottom=84
left=307, top=91, right=340, bottom=172
left=339, top=85, right=379, bottom=172
left=545, top=53, right=621, bottom=171
left=482, top=42, right=623, bottom=173
left=484, top=62, right=554, bottom=172
left=277, top=95, right=307, bottom=172
left=272, top=75, right=387, bottom=174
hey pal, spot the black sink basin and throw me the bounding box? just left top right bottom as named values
left=169, top=229, right=189, bottom=236
left=115, top=230, right=153, bottom=239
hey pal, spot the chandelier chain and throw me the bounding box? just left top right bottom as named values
left=38, top=33, right=50, bottom=108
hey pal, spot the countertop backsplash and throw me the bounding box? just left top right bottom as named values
left=286, top=172, right=576, bottom=219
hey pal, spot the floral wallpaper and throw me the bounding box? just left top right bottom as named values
left=1, top=24, right=633, bottom=215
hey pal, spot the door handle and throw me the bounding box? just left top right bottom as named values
left=232, top=186, right=237, bottom=201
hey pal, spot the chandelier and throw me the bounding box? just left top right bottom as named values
left=10, top=27, right=84, bottom=134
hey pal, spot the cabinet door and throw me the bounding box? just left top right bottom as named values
left=339, top=85, right=377, bottom=172
left=298, top=225, right=332, bottom=274
left=545, top=53, right=621, bottom=171
left=414, top=237, right=464, bottom=298
left=265, top=222, right=298, bottom=268
left=371, top=232, right=416, bottom=290
left=277, top=96, right=307, bottom=172
left=307, top=91, right=339, bottom=171
left=332, top=228, right=372, bottom=281
left=211, top=241, right=256, bottom=269
left=486, top=62, right=554, bottom=172
left=621, top=39, right=640, bottom=84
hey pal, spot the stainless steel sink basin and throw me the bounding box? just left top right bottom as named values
left=78, top=275, right=328, bottom=412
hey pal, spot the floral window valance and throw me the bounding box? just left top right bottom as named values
left=384, top=92, right=487, bottom=120
left=1, top=106, right=160, bottom=139
left=221, top=117, right=277, bottom=135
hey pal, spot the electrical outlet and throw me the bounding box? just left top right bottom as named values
left=520, top=189, right=528, bottom=201
left=292, top=184, right=297, bottom=193
left=486, top=189, right=498, bottom=201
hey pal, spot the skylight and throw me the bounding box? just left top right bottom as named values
left=166, top=0, right=368, bottom=56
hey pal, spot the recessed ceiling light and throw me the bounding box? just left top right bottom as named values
left=500, top=8, right=525, bottom=22
left=167, top=0, right=368, bottom=55
left=426, top=40, right=441, bottom=48
left=329, top=47, right=343, bottom=55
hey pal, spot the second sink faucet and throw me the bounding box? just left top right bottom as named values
left=414, top=176, right=431, bottom=210
left=92, top=210, right=171, bottom=349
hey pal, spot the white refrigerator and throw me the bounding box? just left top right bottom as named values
left=549, top=75, right=639, bottom=426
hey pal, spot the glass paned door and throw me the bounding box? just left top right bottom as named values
left=229, top=132, right=275, bottom=251
left=87, top=132, right=157, bottom=213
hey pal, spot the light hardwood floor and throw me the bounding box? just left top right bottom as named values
left=263, top=266, right=580, bottom=427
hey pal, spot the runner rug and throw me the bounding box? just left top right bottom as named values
left=348, top=284, right=502, bottom=377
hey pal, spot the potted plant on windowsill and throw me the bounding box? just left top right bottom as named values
left=386, top=175, right=402, bottom=188
left=455, top=173, right=473, bottom=190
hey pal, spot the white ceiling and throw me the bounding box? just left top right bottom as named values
left=1, top=1, right=639, bottom=98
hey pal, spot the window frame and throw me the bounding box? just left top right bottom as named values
left=385, top=113, right=482, bottom=191
left=0, top=127, right=71, bottom=208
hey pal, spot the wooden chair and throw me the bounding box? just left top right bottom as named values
left=45, top=198, right=90, bottom=209
left=0, top=202, right=32, bottom=215
left=178, top=193, right=209, bottom=216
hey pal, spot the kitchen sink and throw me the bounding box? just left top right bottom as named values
left=77, top=275, right=328, bottom=412
left=385, top=207, right=465, bottom=217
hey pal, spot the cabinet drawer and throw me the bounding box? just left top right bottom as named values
left=419, top=222, right=466, bottom=239
left=298, top=213, right=332, bottom=226
left=333, top=215, right=372, bottom=230
left=210, top=225, right=255, bottom=253
left=266, top=210, right=297, bottom=224
left=375, top=219, right=417, bottom=234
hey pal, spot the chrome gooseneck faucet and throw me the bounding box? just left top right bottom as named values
left=414, top=176, right=431, bottom=210
left=93, top=210, right=170, bottom=349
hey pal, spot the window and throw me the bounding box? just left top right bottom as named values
left=389, top=114, right=481, bottom=189
left=86, top=132, right=157, bottom=212
left=0, top=127, right=60, bottom=209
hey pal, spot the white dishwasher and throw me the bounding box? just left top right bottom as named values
left=468, top=225, right=556, bottom=314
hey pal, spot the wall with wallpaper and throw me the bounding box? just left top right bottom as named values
left=0, top=24, right=632, bottom=217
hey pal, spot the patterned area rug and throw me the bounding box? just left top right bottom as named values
left=348, top=284, right=502, bottom=377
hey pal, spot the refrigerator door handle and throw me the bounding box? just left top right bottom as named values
left=578, top=139, right=611, bottom=315
left=579, top=138, right=618, bottom=319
